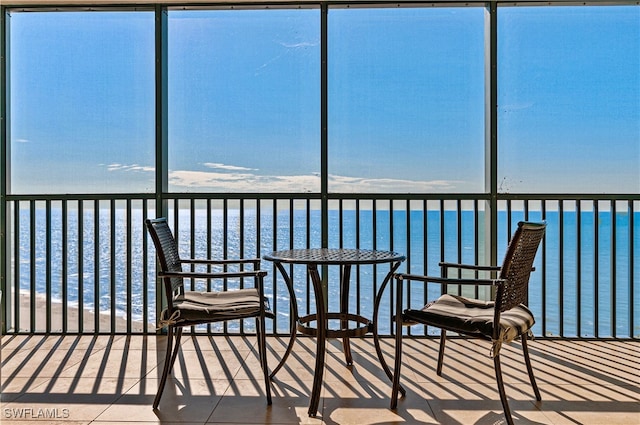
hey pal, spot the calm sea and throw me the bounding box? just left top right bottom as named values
left=16, top=208, right=640, bottom=337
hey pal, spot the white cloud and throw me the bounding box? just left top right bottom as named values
left=16, top=138, right=30, bottom=143
left=105, top=163, right=155, bottom=172
left=168, top=170, right=320, bottom=192
left=280, top=41, right=318, bottom=49
left=168, top=169, right=463, bottom=193
left=328, top=175, right=460, bottom=193
left=203, top=162, right=257, bottom=171
left=255, top=39, right=318, bottom=75
left=501, top=102, right=534, bottom=113
left=104, top=163, right=466, bottom=193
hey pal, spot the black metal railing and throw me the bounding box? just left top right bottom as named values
left=2, top=193, right=638, bottom=339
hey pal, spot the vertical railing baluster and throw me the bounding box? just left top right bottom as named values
left=110, top=199, right=116, bottom=333
left=611, top=200, right=616, bottom=338
left=205, top=199, right=212, bottom=333
left=541, top=200, right=547, bottom=337
left=46, top=199, right=52, bottom=333
left=29, top=200, right=36, bottom=332
left=387, top=198, right=394, bottom=332
left=306, top=199, right=312, bottom=250
left=355, top=199, right=361, bottom=317
left=94, top=199, right=100, bottom=333
left=126, top=199, right=133, bottom=334
left=191, top=199, right=197, bottom=334
left=456, top=200, right=462, bottom=296
left=506, top=199, right=512, bottom=242
left=12, top=201, right=20, bottom=332
left=423, top=199, right=428, bottom=318
left=594, top=200, right=599, bottom=338
left=172, top=198, right=179, bottom=238
left=629, top=200, right=635, bottom=338
left=338, top=199, right=344, bottom=248
left=404, top=199, right=410, bottom=322
left=256, top=198, right=269, bottom=327
left=78, top=200, right=84, bottom=333
left=439, top=200, right=445, bottom=295
left=576, top=200, right=582, bottom=337
left=559, top=200, right=564, bottom=337
left=473, top=200, right=480, bottom=300
left=190, top=199, right=196, bottom=293
left=304, top=200, right=311, bottom=318
left=62, top=200, right=68, bottom=333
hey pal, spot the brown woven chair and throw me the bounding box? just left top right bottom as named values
left=390, top=221, right=546, bottom=425
left=145, top=217, right=273, bottom=409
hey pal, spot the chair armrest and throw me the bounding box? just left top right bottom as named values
left=393, top=273, right=506, bottom=319
left=180, top=258, right=261, bottom=266
left=438, top=262, right=501, bottom=272
left=394, top=273, right=504, bottom=287
left=438, top=262, right=534, bottom=272
left=159, top=270, right=267, bottom=280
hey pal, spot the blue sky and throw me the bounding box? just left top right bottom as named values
left=7, top=5, right=640, bottom=194
left=498, top=6, right=640, bottom=193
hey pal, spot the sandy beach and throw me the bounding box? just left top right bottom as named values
left=6, top=290, right=154, bottom=334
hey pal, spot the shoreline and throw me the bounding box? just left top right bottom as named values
left=6, top=290, right=154, bottom=333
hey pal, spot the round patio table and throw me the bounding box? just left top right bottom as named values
left=263, top=248, right=405, bottom=417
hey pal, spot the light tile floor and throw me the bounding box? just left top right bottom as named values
left=1, top=335, right=638, bottom=424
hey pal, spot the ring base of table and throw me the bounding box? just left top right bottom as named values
left=297, top=313, right=372, bottom=338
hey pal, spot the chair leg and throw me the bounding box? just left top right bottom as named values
left=521, top=335, right=541, bottom=401
left=436, top=329, right=447, bottom=376
left=493, top=354, right=514, bottom=425
left=169, top=327, right=183, bottom=373
left=153, top=326, right=175, bottom=409
left=257, top=316, right=272, bottom=405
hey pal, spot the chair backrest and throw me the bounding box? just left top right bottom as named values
left=497, top=221, right=546, bottom=312
left=145, top=218, right=185, bottom=300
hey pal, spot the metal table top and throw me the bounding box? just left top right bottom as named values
left=263, top=248, right=405, bottom=266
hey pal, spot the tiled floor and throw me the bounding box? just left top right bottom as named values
left=1, top=334, right=638, bottom=424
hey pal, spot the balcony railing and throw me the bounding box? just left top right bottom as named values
left=2, top=193, right=638, bottom=339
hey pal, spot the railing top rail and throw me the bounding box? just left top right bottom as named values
left=5, top=192, right=639, bottom=201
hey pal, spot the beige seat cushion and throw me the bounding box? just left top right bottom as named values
left=159, top=288, right=265, bottom=326
left=404, top=293, right=535, bottom=343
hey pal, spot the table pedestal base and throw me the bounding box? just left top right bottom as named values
left=297, top=313, right=372, bottom=338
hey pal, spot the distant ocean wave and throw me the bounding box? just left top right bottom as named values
left=14, top=208, right=640, bottom=337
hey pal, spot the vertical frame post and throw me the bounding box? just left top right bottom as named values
left=320, top=3, right=329, bottom=307
left=155, top=5, right=169, bottom=330
left=0, top=7, right=11, bottom=335
left=485, top=2, right=499, bottom=275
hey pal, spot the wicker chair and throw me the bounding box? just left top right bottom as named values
left=390, top=221, right=546, bottom=425
left=145, top=217, right=273, bottom=409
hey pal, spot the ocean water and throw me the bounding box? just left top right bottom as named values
left=13, top=207, right=640, bottom=337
